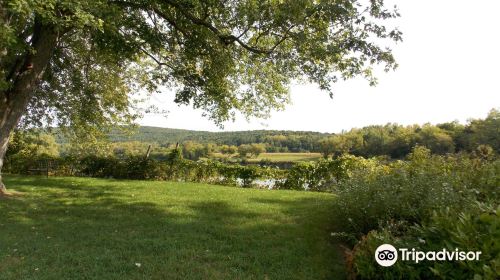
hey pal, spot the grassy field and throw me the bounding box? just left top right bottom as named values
left=0, top=175, right=344, bottom=279
left=211, top=152, right=323, bottom=162
left=248, top=153, right=323, bottom=162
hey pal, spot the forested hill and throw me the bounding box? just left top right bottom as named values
left=45, top=108, right=498, bottom=157
left=109, top=126, right=333, bottom=147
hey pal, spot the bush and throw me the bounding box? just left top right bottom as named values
left=15, top=154, right=281, bottom=189
left=351, top=203, right=500, bottom=279
left=332, top=147, right=498, bottom=241
left=330, top=147, right=500, bottom=279
left=277, top=155, right=370, bottom=191
left=124, top=156, right=168, bottom=180
left=80, top=156, right=120, bottom=177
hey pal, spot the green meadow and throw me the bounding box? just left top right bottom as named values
left=0, top=175, right=344, bottom=279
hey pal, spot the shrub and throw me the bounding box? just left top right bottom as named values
left=333, top=147, right=500, bottom=279
left=80, top=156, right=120, bottom=177
left=351, top=203, right=500, bottom=279
left=331, top=147, right=498, bottom=241
left=124, top=156, right=168, bottom=180
left=277, top=155, right=371, bottom=191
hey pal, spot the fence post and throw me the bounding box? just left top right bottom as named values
left=145, top=145, right=152, bottom=160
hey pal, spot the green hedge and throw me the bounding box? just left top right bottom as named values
left=6, top=154, right=289, bottom=188
left=7, top=153, right=371, bottom=190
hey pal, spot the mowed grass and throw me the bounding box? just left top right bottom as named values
left=211, top=152, right=323, bottom=162
left=248, top=153, right=322, bottom=162
left=0, top=175, right=344, bottom=279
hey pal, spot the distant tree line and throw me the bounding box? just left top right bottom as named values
left=6, top=109, right=499, bottom=162
left=319, top=109, right=499, bottom=158
left=106, top=127, right=330, bottom=153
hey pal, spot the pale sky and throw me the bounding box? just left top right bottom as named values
left=139, top=0, right=500, bottom=133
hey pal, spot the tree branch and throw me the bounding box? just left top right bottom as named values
left=110, top=0, right=287, bottom=55
left=138, top=46, right=175, bottom=70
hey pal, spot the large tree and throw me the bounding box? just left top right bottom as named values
left=0, top=0, right=401, bottom=194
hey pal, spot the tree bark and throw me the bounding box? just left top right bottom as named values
left=0, top=19, right=59, bottom=195
left=0, top=134, right=8, bottom=195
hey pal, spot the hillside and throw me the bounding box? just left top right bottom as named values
left=108, top=126, right=333, bottom=147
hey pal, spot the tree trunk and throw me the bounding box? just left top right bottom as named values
left=0, top=131, right=9, bottom=195
left=0, top=19, right=59, bottom=195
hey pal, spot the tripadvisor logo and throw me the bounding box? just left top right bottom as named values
left=375, top=244, right=398, bottom=267
left=374, top=244, right=481, bottom=267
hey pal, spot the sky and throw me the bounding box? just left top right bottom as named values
left=139, top=0, right=500, bottom=133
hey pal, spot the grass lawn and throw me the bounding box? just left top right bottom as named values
left=0, top=175, right=344, bottom=279
left=248, top=153, right=323, bottom=162
left=211, top=152, right=323, bottom=163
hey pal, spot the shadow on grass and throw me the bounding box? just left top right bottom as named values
left=0, top=175, right=345, bottom=280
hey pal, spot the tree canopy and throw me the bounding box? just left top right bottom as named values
left=2, top=0, right=401, bottom=129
